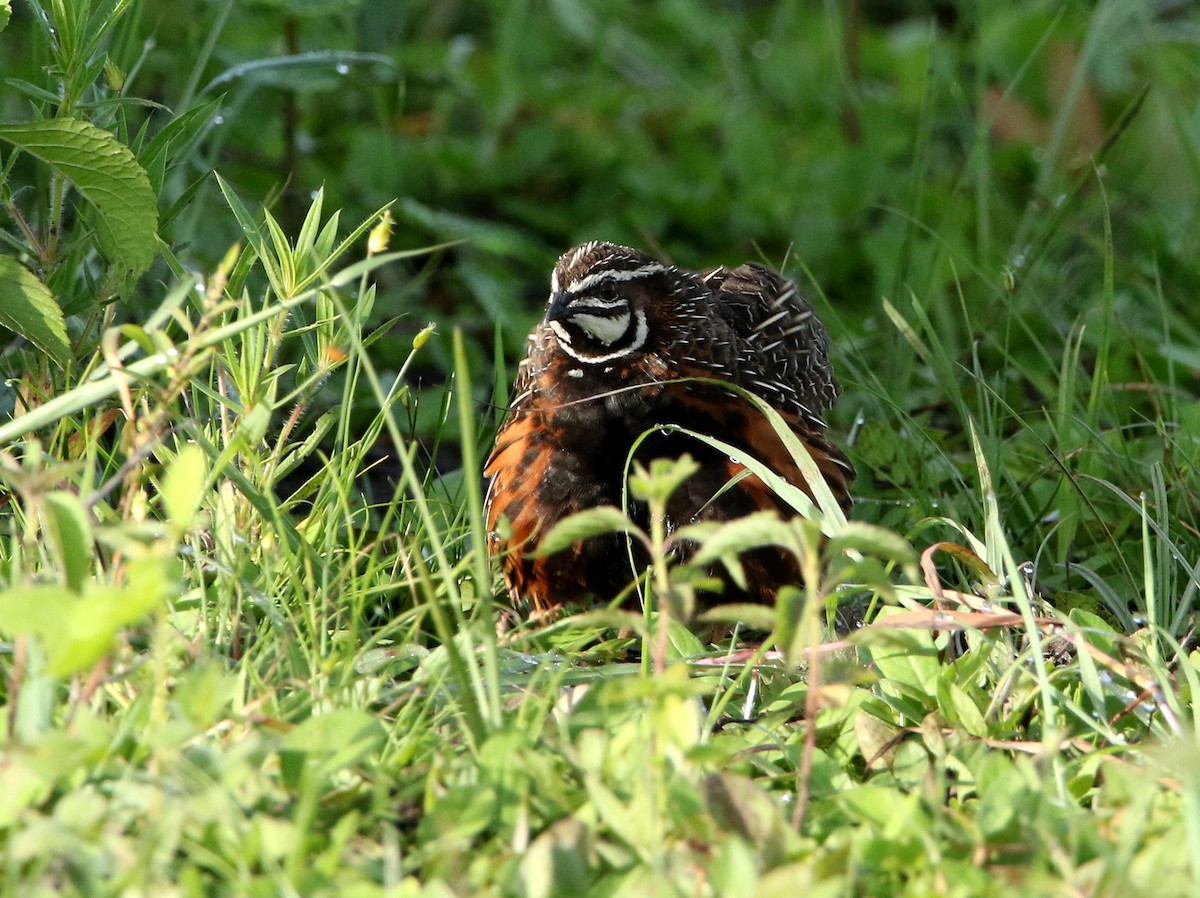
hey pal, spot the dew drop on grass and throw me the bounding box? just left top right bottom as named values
left=335, top=63, right=350, bottom=75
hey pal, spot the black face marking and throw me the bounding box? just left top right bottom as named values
left=544, top=251, right=668, bottom=364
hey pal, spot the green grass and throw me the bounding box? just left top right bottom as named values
left=2, top=0, right=1200, bottom=895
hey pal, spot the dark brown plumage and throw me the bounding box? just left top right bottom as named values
left=484, top=241, right=853, bottom=617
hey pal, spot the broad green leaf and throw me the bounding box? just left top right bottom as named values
left=0, top=759, right=51, bottom=829
left=0, top=553, right=175, bottom=677
left=839, top=784, right=921, bottom=829
left=0, top=256, right=70, bottom=366
left=864, top=625, right=940, bottom=695
left=517, top=817, right=591, bottom=898
left=0, top=1, right=10, bottom=33
left=701, top=773, right=783, bottom=845
left=535, top=506, right=640, bottom=556
left=43, top=491, right=92, bottom=592
left=0, top=585, right=74, bottom=639
left=628, top=455, right=700, bottom=505
left=0, top=119, right=158, bottom=288
left=51, top=554, right=175, bottom=677
left=159, top=443, right=207, bottom=536
left=281, top=709, right=386, bottom=779
left=699, top=602, right=777, bottom=631
left=937, top=679, right=988, bottom=738
left=665, top=617, right=706, bottom=659
left=827, top=523, right=916, bottom=567
left=687, top=511, right=791, bottom=566
left=283, top=708, right=385, bottom=754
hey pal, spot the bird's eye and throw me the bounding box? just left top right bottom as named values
left=597, top=280, right=618, bottom=301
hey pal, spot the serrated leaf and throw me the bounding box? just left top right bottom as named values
left=0, top=119, right=158, bottom=288
left=535, top=506, right=640, bottom=556
left=0, top=256, right=70, bottom=366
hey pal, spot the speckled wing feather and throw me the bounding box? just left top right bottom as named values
left=702, top=263, right=839, bottom=426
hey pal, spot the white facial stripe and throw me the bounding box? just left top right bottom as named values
left=628, top=308, right=649, bottom=351
left=564, top=296, right=627, bottom=312
left=549, top=320, right=573, bottom=344
left=574, top=310, right=630, bottom=345
left=553, top=310, right=648, bottom=365
left=566, top=263, right=666, bottom=295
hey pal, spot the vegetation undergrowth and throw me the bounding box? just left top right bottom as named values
left=1, top=1, right=1199, bottom=896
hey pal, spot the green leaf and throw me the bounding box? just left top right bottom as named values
left=0, top=585, right=72, bottom=640
left=536, top=506, right=641, bottom=556
left=687, top=511, right=791, bottom=567
left=937, top=679, right=988, bottom=738
left=51, top=553, right=174, bottom=677
left=0, top=552, right=175, bottom=677
left=628, top=454, right=700, bottom=505
left=827, top=523, right=916, bottom=567
left=281, top=709, right=387, bottom=782
left=43, top=491, right=92, bottom=592
left=699, top=602, right=777, bottom=631
left=864, top=625, right=940, bottom=696
left=0, top=256, right=70, bottom=367
left=0, top=1, right=11, bottom=33
left=159, top=443, right=207, bottom=537
left=0, top=119, right=158, bottom=289
left=283, top=708, right=385, bottom=755
left=138, top=99, right=222, bottom=194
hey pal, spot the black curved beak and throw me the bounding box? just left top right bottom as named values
left=546, top=291, right=575, bottom=323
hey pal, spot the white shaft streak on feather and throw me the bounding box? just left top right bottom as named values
left=566, top=263, right=666, bottom=295
left=753, top=309, right=791, bottom=332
